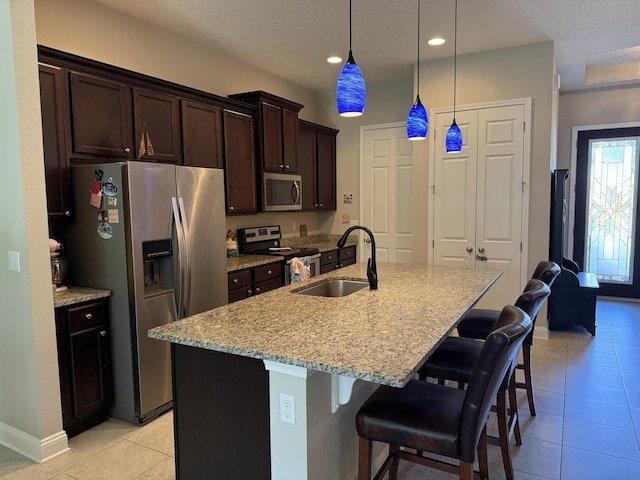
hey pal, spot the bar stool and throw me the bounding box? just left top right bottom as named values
left=457, top=260, right=560, bottom=415
left=417, top=280, right=550, bottom=480
left=355, top=305, right=532, bottom=480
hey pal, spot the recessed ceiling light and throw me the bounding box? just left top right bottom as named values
left=327, top=56, right=343, bottom=64
left=428, top=37, right=445, bottom=46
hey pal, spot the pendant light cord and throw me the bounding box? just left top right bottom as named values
left=453, top=0, right=458, bottom=118
left=416, top=0, right=421, bottom=96
left=349, top=0, right=353, bottom=52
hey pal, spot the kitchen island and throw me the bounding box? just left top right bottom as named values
left=149, top=262, right=501, bottom=480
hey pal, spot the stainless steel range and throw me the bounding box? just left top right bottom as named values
left=238, top=225, right=321, bottom=284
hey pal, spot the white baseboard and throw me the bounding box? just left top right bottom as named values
left=0, top=421, right=68, bottom=463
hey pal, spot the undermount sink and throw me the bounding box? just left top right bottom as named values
left=293, top=279, right=369, bottom=297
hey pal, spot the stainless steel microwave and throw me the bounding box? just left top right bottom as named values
left=262, top=172, right=302, bottom=211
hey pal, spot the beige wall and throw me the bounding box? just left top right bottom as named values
left=558, top=84, right=640, bottom=170
left=1, top=0, right=65, bottom=460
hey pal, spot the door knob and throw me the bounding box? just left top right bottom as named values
left=364, top=238, right=371, bottom=244
left=466, top=247, right=473, bottom=253
left=478, top=247, right=485, bottom=253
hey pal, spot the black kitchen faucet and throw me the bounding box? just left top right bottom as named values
left=337, top=225, right=377, bottom=290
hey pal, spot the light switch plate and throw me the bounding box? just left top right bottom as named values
left=8, top=250, right=20, bottom=272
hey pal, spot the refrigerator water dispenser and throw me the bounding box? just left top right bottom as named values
left=142, top=239, right=174, bottom=297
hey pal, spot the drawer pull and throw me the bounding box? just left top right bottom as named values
left=267, top=270, right=272, bottom=275
left=100, top=330, right=106, bottom=337
left=85, top=313, right=93, bottom=320
left=255, top=287, right=261, bottom=293
left=233, top=278, right=238, bottom=284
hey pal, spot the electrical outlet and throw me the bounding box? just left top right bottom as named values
left=343, top=192, right=353, bottom=204
left=279, top=393, right=295, bottom=424
left=8, top=251, right=20, bottom=272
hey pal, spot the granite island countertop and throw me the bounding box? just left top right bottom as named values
left=149, top=263, right=500, bottom=388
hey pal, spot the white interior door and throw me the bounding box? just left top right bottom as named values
left=431, top=101, right=529, bottom=310
left=361, top=123, right=427, bottom=264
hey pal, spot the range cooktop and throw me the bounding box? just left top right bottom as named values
left=237, top=225, right=319, bottom=260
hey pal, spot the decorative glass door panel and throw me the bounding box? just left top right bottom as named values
left=575, top=126, right=640, bottom=298
left=584, top=138, right=638, bottom=284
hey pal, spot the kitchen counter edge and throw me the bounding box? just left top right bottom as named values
left=53, top=286, right=111, bottom=308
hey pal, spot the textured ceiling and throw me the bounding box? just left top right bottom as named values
left=93, top=0, right=640, bottom=92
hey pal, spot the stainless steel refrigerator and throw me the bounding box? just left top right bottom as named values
left=61, top=161, right=228, bottom=424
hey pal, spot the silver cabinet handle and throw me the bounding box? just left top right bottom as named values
left=285, top=165, right=290, bottom=169
left=466, top=247, right=473, bottom=253
left=85, top=313, right=92, bottom=320
left=100, top=330, right=106, bottom=337
left=267, top=270, right=272, bottom=275
left=233, top=278, right=238, bottom=284
left=65, top=210, right=71, bottom=217
left=124, top=147, right=131, bottom=153
left=247, top=289, right=252, bottom=295
left=229, top=206, right=235, bottom=211
left=478, top=247, right=485, bottom=253
left=255, top=287, right=261, bottom=293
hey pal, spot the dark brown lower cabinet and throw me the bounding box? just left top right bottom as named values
left=55, top=299, right=112, bottom=437
left=227, top=261, right=282, bottom=303
left=319, top=245, right=357, bottom=274
left=172, top=344, right=271, bottom=480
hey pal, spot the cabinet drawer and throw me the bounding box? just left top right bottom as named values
left=320, top=263, right=337, bottom=274
left=253, top=262, right=282, bottom=283
left=228, top=287, right=252, bottom=304
left=338, top=245, right=356, bottom=261
left=320, top=250, right=337, bottom=266
left=66, top=302, right=106, bottom=331
left=228, top=269, right=251, bottom=290
left=253, top=278, right=282, bottom=296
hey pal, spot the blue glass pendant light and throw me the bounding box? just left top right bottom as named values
left=336, top=0, right=366, bottom=116
left=446, top=0, right=463, bottom=153
left=407, top=0, right=428, bottom=140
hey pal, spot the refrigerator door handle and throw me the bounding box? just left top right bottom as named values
left=177, top=197, right=192, bottom=317
left=172, top=196, right=187, bottom=319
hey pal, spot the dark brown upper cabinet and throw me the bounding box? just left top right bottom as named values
left=223, top=110, right=257, bottom=215
left=69, top=72, right=134, bottom=159
left=39, top=63, right=72, bottom=219
left=133, top=88, right=182, bottom=164
left=229, top=91, right=303, bottom=174
left=298, top=120, right=338, bottom=211
left=181, top=100, right=224, bottom=169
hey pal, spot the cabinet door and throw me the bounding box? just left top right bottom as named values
left=223, top=110, right=257, bottom=215
left=134, top=88, right=182, bottom=164
left=261, top=103, right=283, bottom=172
left=181, top=100, right=223, bottom=168
left=282, top=109, right=299, bottom=172
left=39, top=64, right=72, bottom=219
left=316, top=131, right=337, bottom=210
left=69, top=325, right=112, bottom=419
left=69, top=72, right=133, bottom=158
left=297, top=126, right=317, bottom=211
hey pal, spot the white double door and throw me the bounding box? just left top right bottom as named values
left=430, top=100, right=530, bottom=310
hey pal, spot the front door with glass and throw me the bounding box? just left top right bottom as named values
left=574, top=127, right=640, bottom=298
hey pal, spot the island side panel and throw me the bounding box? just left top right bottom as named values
left=172, top=344, right=271, bottom=480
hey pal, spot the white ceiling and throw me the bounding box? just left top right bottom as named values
left=93, top=0, right=640, bottom=92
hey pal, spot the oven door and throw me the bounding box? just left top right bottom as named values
left=285, top=254, right=321, bottom=285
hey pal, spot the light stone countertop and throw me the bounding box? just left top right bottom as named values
left=226, top=237, right=357, bottom=272
left=149, top=263, right=501, bottom=387
left=53, top=286, right=111, bottom=308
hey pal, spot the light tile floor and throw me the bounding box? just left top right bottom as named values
left=1, top=297, right=639, bottom=479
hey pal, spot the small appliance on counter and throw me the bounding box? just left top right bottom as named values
left=49, top=238, right=69, bottom=293
left=238, top=225, right=321, bottom=284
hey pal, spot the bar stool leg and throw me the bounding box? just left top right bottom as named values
left=496, top=389, right=515, bottom=480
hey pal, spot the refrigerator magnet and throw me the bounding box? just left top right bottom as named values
left=108, top=209, right=120, bottom=224
left=107, top=196, right=118, bottom=207
left=89, top=180, right=103, bottom=209
left=97, top=211, right=108, bottom=222
left=102, top=178, right=118, bottom=196
left=97, top=222, right=114, bottom=240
